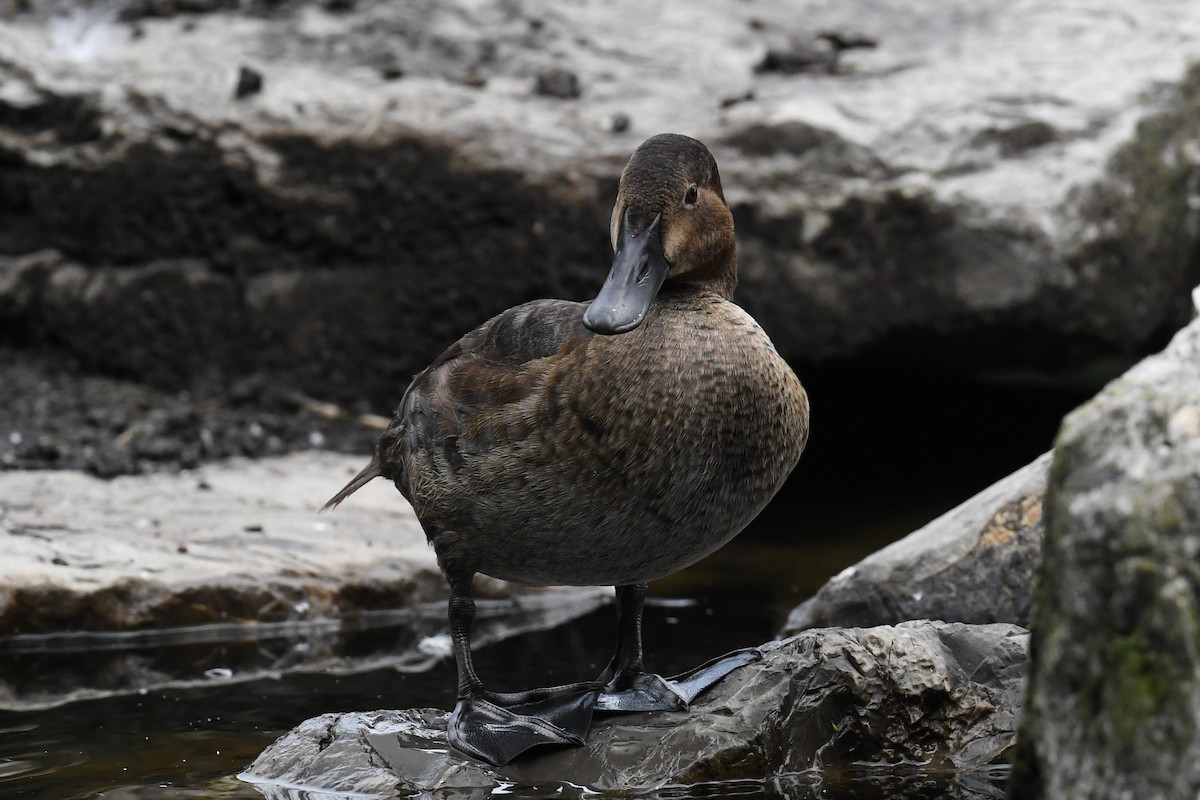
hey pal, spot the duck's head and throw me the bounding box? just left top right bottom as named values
left=584, top=133, right=736, bottom=335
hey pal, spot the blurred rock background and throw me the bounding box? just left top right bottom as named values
left=2, top=0, right=1198, bottom=481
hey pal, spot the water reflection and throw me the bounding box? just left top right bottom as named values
left=0, top=591, right=611, bottom=712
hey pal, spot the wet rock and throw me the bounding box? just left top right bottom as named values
left=0, top=2, right=1198, bottom=410
left=0, top=82, right=101, bottom=143
left=11, top=255, right=245, bottom=388
left=244, top=620, right=1027, bottom=798
left=1010, top=293, right=1200, bottom=799
left=754, top=33, right=867, bottom=76
left=784, top=451, right=1050, bottom=633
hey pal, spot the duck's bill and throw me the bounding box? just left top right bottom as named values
left=583, top=213, right=670, bottom=335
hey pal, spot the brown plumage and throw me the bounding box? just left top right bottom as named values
left=324, top=133, right=809, bottom=766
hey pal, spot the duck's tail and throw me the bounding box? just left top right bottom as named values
left=321, top=458, right=384, bottom=512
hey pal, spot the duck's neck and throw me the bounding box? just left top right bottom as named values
left=669, top=259, right=738, bottom=301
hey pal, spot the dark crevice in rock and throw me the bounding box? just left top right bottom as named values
left=0, top=87, right=103, bottom=144
left=0, top=120, right=613, bottom=403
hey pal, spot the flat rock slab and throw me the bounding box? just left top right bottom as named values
left=244, top=620, right=1028, bottom=799
left=784, top=451, right=1050, bottom=633
left=0, top=451, right=439, bottom=636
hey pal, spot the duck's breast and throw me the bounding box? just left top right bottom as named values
left=399, top=294, right=809, bottom=587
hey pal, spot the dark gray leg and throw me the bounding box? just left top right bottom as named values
left=444, top=576, right=600, bottom=766
left=600, top=583, right=648, bottom=683
left=448, top=589, right=483, bottom=698
left=597, top=583, right=763, bottom=713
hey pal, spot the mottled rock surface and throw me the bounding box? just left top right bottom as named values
left=245, top=621, right=1027, bottom=798
left=784, top=451, right=1049, bottom=634
left=1, top=0, right=1200, bottom=412
left=1010, top=302, right=1200, bottom=799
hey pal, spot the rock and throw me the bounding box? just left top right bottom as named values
left=0, top=451, right=434, bottom=636
left=1, top=2, right=1200, bottom=408
left=5, top=253, right=246, bottom=388
left=783, top=451, right=1050, bottom=633
left=754, top=34, right=861, bottom=76
left=234, top=65, right=263, bottom=99
left=534, top=67, right=581, bottom=99
left=0, top=451, right=610, bottom=707
left=243, top=620, right=1027, bottom=798
left=1010, top=297, right=1200, bottom=799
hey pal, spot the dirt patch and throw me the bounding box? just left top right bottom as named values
left=0, top=346, right=380, bottom=476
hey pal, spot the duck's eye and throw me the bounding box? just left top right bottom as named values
left=683, top=184, right=699, bottom=206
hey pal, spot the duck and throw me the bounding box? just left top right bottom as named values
left=324, top=133, right=810, bottom=766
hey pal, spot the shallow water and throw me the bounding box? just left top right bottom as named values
left=0, top=371, right=1086, bottom=799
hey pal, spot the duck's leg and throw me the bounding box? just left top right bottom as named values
left=596, top=583, right=762, bottom=713
left=444, top=576, right=600, bottom=766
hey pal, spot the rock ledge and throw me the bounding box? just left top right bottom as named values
left=245, top=620, right=1027, bottom=798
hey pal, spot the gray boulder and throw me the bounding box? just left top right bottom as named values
left=784, top=451, right=1050, bottom=633
left=244, top=620, right=1028, bottom=798
left=1010, top=298, right=1200, bottom=799
left=2, top=1, right=1200, bottom=407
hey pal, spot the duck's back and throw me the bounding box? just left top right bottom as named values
left=378, top=290, right=809, bottom=587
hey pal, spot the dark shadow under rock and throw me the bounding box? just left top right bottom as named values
left=243, top=620, right=1027, bottom=798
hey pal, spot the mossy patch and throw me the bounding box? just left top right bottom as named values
left=1070, top=60, right=1200, bottom=345
left=1106, top=631, right=1190, bottom=750
left=1109, top=61, right=1200, bottom=265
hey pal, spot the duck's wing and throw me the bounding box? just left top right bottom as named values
left=422, top=298, right=589, bottom=376
left=390, top=298, right=591, bottom=464
left=323, top=299, right=589, bottom=511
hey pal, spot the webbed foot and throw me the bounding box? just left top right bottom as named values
left=448, top=683, right=601, bottom=766
left=596, top=647, right=762, bottom=713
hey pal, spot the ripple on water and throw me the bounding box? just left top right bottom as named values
left=0, top=722, right=90, bottom=786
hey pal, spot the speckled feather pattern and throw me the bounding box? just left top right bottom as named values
left=375, top=288, right=809, bottom=587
